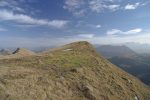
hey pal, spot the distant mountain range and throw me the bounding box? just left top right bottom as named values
left=125, top=42, right=150, bottom=54
left=0, top=49, right=12, bottom=55
left=96, top=45, right=150, bottom=86
left=0, top=48, right=36, bottom=59
left=96, top=45, right=137, bottom=58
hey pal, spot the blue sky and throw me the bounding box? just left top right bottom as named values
left=0, top=0, right=150, bottom=48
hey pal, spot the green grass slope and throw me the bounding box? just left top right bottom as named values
left=0, top=41, right=149, bottom=100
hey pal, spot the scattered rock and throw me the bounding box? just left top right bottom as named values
left=122, top=77, right=132, bottom=84
left=63, top=49, right=73, bottom=52
left=70, top=68, right=83, bottom=73
left=128, top=79, right=132, bottom=84
left=78, top=83, right=96, bottom=100
left=135, top=95, right=139, bottom=100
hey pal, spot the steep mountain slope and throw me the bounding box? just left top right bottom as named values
left=96, top=45, right=137, bottom=58
left=0, top=41, right=149, bottom=100
left=95, top=44, right=150, bottom=86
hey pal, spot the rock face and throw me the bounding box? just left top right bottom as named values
left=0, top=41, right=149, bottom=100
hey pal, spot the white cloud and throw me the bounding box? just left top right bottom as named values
left=0, top=0, right=25, bottom=13
left=96, top=25, right=101, bottom=28
left=142, top=0, right=150, bottom=6
left=107, top=29, right=121, bottom=35
left=63, top=0, right=86, bottom=16
left=63, top=0, right=85, bottom=10
left=86, top=24, right=101, bottom=29
left=63, top=0, right=121, bottom=16
left=12, top=7, right=25, bottom=12
left=104, top=4, right=120, bottom=11
left=125, top=28, right=142, bottom=34
left=76, top=21, right=101, bottom=29
left=73, top=9, right=86, bottom=17
left=78, top=34, right=94, bottom=38
left=0, top=10, right=69, bottom=28
left=0, top=1, right=9, bottom=7
left=0, top=28, right=7, bottom=32
left=64, top=0, right=150, bottom=16
left=89, top=0, right=104, bottom=13
left=48, top=20, right=69, bottom=29
left=125, top=3, right=140, bottom=10
left=107, top=28, right=142, bottom=35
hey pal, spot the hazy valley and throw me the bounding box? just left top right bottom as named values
left=96, top=44, right=150, bottom=86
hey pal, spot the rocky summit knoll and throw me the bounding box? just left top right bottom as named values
left=12, top=48, right=35, bottom=56
left=0, top=48, right=35, bottom=59
left=0, top=41, right=149, bottom=100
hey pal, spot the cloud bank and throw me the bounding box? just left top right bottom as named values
left=125, top=3, right=140, bottom=10
left=0, top=10, right=69, bottom=28
left=64, top=0, right=150, bottom=16
left=106, top=28, right=143, bottom=35
left=64, top=0, right=121, bottom=16
left=1, top=32, right=150, bottom=49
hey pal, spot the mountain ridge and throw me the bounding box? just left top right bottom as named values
left=0, top=41, right=149, bottom=100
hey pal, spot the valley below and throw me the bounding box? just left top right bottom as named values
left=96, top=45, right=150, bottom=86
